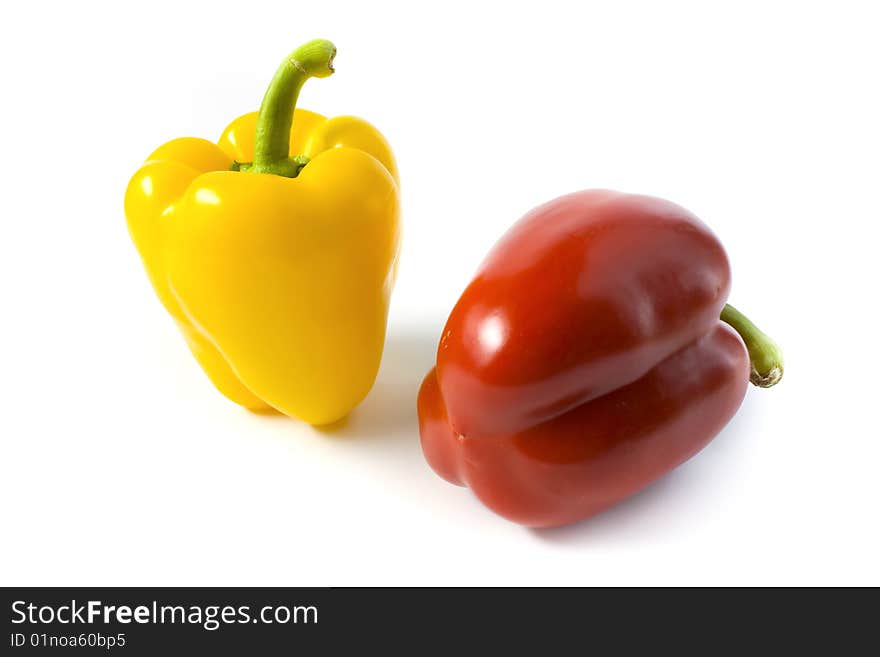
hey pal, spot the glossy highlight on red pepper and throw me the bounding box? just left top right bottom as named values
left=417, top=190, right=782, bottom=527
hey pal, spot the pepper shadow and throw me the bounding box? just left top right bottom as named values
left=316, top=322, right=441, bottom=450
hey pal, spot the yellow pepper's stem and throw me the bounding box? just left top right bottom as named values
left=238, top=39, right=336, bottom=178
left=721, top=303, right=784, bottom=388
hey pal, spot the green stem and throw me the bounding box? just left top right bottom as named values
left=721, top=304, right=784, bottom=388
left=238, top=39, right=336, bottom=178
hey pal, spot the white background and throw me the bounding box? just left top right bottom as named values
left=1, top=0, right=878, bottom=586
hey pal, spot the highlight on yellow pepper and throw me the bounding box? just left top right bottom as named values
left=125, top=39, right=401, bottom=425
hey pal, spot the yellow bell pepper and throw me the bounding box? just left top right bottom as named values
left=124, top=39, right=401, bottom=425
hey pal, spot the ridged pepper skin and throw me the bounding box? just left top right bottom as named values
left=125, top=41, right=400, bottom=425
left=417, top=190, right=751, bottom=527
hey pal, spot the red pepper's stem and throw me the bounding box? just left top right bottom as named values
left=721, top=304, right=784, bottom=387
left=238, top=39, right=336, bottom=178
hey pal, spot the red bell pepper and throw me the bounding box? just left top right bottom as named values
left=417, top=190, right=783, bottom=527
